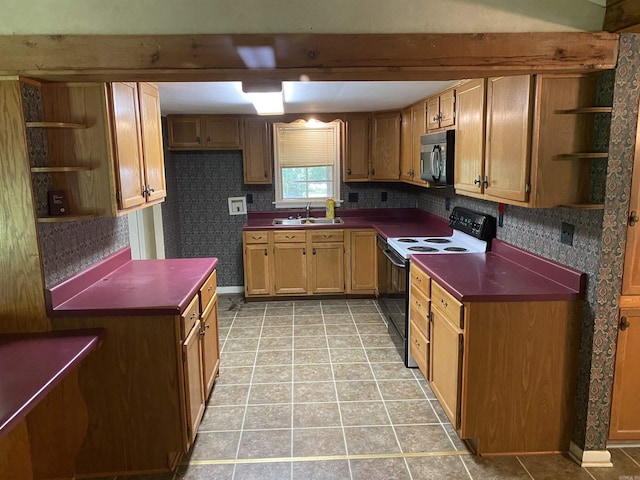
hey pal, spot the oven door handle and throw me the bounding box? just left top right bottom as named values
left=382, top=248, right=407, bottom=268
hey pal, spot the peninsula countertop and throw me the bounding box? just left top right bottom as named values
left=47, top=247, right=218, bottom=317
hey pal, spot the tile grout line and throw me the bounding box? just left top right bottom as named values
left=620, top=448, right=640, bottom=468
left=290, top=301, right=295, bottom=480
left=515, top=456, right=537, bottom=480
left=230, top=302, right=267, bottom=480
left=325, top=300, right=355, bottom=480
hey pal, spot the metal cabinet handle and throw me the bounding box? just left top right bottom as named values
left=440, top=298, right=448, bottom=308
left=264, top=170, right=268, bottom=178
left=371, top=168, right=376, bottom=176
left=303, top=248, right=306, bottom=255
left=483, top=176, right=489, bottom=187
left=207, top=285, right=213, bottom=292
left=621, top=316, right=630, bottom=331
left=264, top=248, right=268, bottom=256
left=630, top=211, right=639, bottom=227
left=347, top=168, right=352, bottom=175
left=312, top=248, right=316, bottom=255
left=474, top=176, right=482, bottom=186
left=196, top=136, right=201, bottom=144
left=147, top=185, right=155, bottom=194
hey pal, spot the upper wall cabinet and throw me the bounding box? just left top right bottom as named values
left=400, top=101, right=428, bottom=186
left=167, top=115, right=242, bottom=150
left=426, top=87, right=456, bottom=132
left=242, top=116, right=272, bottom=184
left=343, top=113, right=371, bottom=182
left=370, top=111, right=401, bottom=181
left=39, top=82, right=167, bottom=217
left=454, top=74, right=605, bottom=209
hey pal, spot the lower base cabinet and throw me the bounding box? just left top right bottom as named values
left=50, top=269, right=219, bottom=477
left=243, top=228, right=377, bottom=298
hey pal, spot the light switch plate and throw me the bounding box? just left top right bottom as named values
left=228, top=196, right=247, bottom=215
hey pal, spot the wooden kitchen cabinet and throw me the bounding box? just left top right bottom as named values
left=49, top=269, right=219, bottom=476
left=308, top=230, right=345, bottom=294
left=609, top=310, right=640, bottom=440
left=425, top=277, right=582, bottom=454
left=167, top=114, right=242, bottom=150
left=371, top=111, right=401, bottom=180
left=39, top=81, right=166, bottom=217
left=343, top=113, right=371, bottom=181
left=345, top=229, right=377, bottom=295
left=455, top=74, right=602, bottom=208
left=242, top=116, right=272, bottom=184
left=400, top=101, right=429, bottom=186
left=409, top=264, right=431, bottom=379
left=243, top=231, right=273, bottom=297
left=273, top=231, right=308, bottom=295
left=426, top=87, right=456, bottom=131
left=200, top=269, right=220, bottom=397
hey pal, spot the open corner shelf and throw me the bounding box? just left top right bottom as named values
left=31, top=166, right=92, bottom=173
left=26, top=121, right=87, bottom=129
left=559, top=203, right=605, bottom=210
left=37, top=214, right=98, bottom=223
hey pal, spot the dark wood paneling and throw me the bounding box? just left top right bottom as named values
left=605, top=0, right=640, bottom=32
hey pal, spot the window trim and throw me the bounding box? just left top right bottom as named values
left=273, top=119, right=342, bottom=209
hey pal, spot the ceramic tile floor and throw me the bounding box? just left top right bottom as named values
left=109, top=297, right=640, bottom=480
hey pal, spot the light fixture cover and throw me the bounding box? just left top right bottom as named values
left=245, top=91, right=284, bottom=115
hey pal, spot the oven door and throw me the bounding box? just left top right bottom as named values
left=376, top=237, right=412, bottom=366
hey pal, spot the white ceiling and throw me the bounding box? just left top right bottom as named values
left=157, top=81, right=459, bottom=115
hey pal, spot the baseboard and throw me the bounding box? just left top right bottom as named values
left=568, top=441, right=613, bottom=467
left=217, top=286, right=245, bottom=295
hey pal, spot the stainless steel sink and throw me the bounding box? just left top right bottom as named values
left=272, top=217, right=343, bottom=226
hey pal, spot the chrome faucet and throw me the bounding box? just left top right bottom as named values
left=306, top=202, right=311, bottom=219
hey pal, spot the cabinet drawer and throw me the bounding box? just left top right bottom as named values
left=181, top=295, right=201, bottom=339
left=431, top=281, right=464, bottom=329
left=244, top=231, right=269, bottom=244
left=411, top=265, right=431, bottom=297
left=309, top=230, right=344, bottom=243
left=199, top=269, right=217, bottom=312
left=274, top=231, right=306, bottom=243
left=410, top=283, right=430, bottom=339
left=410, top=319, right=429, bottom=380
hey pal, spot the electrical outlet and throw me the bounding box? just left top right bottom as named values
left=348, top=192, right=358, bottom=203
left=445, top=197, right=451, bottom=211
left=246, top=193, right=253, bottom=204
left=381, top=191, right=388, bottom=202
left=561, top=222, right=575, bottom=246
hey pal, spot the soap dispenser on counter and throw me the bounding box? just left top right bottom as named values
left=325, top=198, right=335, bottom=219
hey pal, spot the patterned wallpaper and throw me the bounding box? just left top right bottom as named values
left=21, top=82, right=130, bottom=288
left=161, top=59, right=628, bottom=452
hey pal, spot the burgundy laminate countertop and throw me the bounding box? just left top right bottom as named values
left=411, top=240, right=586, bottom=302
left=243, top=207, right=452, bottom=239
left=0, top=329, right=104, bottom=437
left=47, top=248, right=218, bottom=317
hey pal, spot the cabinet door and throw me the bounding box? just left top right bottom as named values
left=109, top=82, right=146, bottom=210
left=201, top=294, right=220, bottom=398
left=204, top=116, right=242, bottom=149
left=371, top=111, right=400, bottom=181
left=623, top=157, right=640, bottom=295
left=410, top=319, right=429, bottom=380
left=167, top=115, right=203, bottom=149
left=138, top=83, right=166, bottom=203
left=454, top=79, right=486, bottom=195
left=347, top=230, right=377, bottom=294
left=485, top=75, right=533, bottom=203
left=344, top=113, right=370, bottom=181
left=426, top=96, right=441, bottom=131
left=243, top=117, right=272, bottom=184
left=430, top=308, right=463, bottom=428
left=309, top=242, right=344, bottom=294
left=439, top=88, right=456, bottom=128
left=183, top=320, right=205, bottom=447
left=244, top=243, right=272, bottom=296
left=400, top=107, right=414, bottom=182
left=609, top=312, right=640, bottom=440
left=273, top=243, right=307, bottom=295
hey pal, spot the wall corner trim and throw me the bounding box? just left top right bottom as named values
left=568, top=441, right=613, bottom=468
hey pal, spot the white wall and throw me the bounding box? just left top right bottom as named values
left=0, top=0, right=604, bottom=35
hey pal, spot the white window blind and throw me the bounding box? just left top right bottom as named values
left=275, top=123, right=338, bottom=167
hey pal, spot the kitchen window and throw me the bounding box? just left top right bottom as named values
left=273, top=119, right=341, bottom=208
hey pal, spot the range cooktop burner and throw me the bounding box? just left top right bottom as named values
left=408, top=246, right=439, bottom=252
left=424, top=238, right=451, bottom=244
left=444, top=246, right=468, bottom=252
left=397, top=238, right=419, bottom=243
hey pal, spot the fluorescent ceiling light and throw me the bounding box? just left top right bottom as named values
left=236, top=46, right=277, bottom=69
left=245, top=91, right=284, bottom=115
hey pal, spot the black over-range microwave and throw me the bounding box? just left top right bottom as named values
left=420, top=129, right=455, bottom=185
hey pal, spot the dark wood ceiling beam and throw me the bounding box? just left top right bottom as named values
left=604, top=0, right=640, bottom=32
left=0, top=33, right=619, bottom=82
